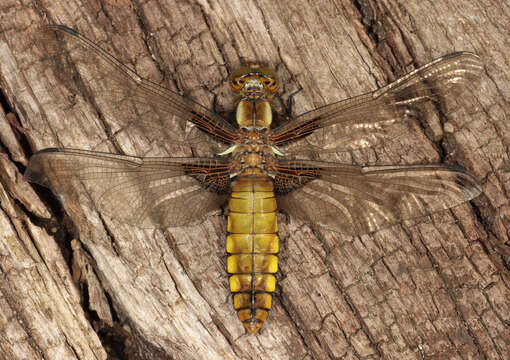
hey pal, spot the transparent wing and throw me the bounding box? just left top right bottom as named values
left=274, top=159, right=481, bottom=235
left=25, top=148, right=232, bottom=228
left=39, top=25, right=238, bottom=149
left=271, top=52, right=483, bottom=154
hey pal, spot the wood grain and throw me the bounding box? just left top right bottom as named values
left=0, top=0, right=508, bottom=359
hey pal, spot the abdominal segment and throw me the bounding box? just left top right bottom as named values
left=227, top=175, right=278, bottom=334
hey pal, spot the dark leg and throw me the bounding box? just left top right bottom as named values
left=285, top=86, right=303, bottom=119
left=200, top=81, right=219, bottom=114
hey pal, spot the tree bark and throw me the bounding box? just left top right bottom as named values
left=0, top=0, right=509, bottom=359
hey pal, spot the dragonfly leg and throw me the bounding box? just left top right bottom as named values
left=200, top=81, right=220, bottom=114
left=285, top=86, right=303, bottom=119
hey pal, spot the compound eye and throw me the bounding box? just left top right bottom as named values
left=263, top=77, right=278, bottom=92
left=231, top=77, right=246, bottom=90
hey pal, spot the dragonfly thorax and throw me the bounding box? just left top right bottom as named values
left=229, top=141, right=278, bottom=177
left=229, top=64, right=279, bottom=130
left=236, top=100, right=273, bottom=129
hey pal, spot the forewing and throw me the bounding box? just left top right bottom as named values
left=25, top=149, right=232, bottom=228
left=274, top=159, right=481, bottom=235
left=271, top=52, right=483, bottom=153
left=40, top=25, right=237, bottom=148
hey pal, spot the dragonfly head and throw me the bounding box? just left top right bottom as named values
left=229, top=63, right=279, bottom=101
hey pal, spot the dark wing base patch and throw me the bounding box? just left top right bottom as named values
left=272, top=160, right=323, bottom=195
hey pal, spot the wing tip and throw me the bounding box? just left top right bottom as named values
left=48, top=24, right=78, bottom=35
left=446, top=52, right=484, bottom=74
left=34, top=148, right=62, bottom=155
left=442, top=51, right=477, bottom=59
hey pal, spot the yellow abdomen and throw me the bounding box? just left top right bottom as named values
left=227, top=174, right=278, bottom=334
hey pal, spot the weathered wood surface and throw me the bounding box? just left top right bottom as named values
left=0, top=0, right=509, bottom=359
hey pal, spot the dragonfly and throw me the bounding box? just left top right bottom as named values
left=25, top=25, right=483, bottom=334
